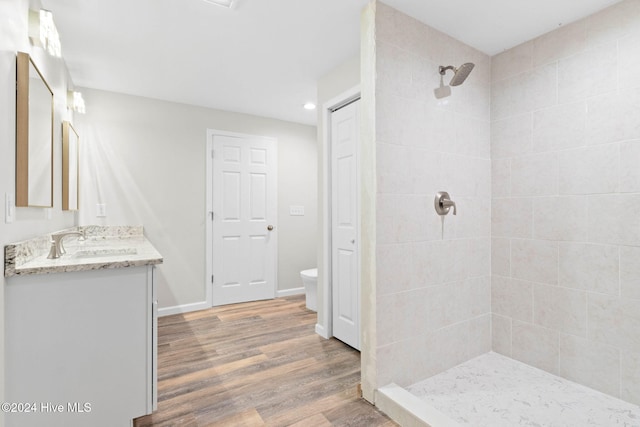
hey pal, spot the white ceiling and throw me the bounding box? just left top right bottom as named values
left=43, top=0, right=623, bottom=126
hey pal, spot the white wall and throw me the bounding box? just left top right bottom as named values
left=0, top=2, right=78, bottom=424
left=316, top=55, right=360, bottom=330
left=76, top=88, right=317, bottom=310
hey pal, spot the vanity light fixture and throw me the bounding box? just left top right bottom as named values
left=303, top=102, right=316, bottom=110
left=67, top=90, right=86, bottom=114
left=28, top=9, right=62, bottom=57
left=203, top=0, right=235, bottom=8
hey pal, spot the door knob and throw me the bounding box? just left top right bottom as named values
left=267, top=225, right=274, bottom=231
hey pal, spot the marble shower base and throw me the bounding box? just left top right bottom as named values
left=403, top=352, right=640, bottom=426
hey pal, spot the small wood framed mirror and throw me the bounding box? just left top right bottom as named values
left=62, top=121, right=79, bottom=211
left=16, top=52, right=54, bottom=208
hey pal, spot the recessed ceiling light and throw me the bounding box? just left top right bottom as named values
left=203, top=0, right=234, bottom=8
left=303, top=102, right=316, bottom=110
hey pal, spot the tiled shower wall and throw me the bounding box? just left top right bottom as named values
left=491, top=0, right=640, bottom=405
left=374, top=2, right=492, bottom=387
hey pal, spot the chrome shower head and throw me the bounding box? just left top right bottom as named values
left=439, top=62, right=475, bottom=86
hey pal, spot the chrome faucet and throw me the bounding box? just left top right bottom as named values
left=47, top=230, right=86, bottom=259
left=434, top=191, right=457, bottom=216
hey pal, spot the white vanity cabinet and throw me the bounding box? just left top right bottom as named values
left=5, top=265, right=158, bottom=427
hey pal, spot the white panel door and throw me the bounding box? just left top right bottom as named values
left=331, top=100, right=360, bottom=350
left=212, top=133, right=277, bottom=306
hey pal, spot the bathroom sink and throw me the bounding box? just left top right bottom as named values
left=73, top=248, right=138, bottom=258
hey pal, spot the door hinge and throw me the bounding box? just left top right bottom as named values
left=210, top=211, right=215, bottom=220
left=211, top=150, right=215, bottom=159
left=211, top=275, right=214, bottom=283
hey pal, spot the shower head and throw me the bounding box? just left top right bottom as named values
left=439, top=62, right=475, bottom=86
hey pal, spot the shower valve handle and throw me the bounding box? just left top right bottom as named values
left=435, top=191, right=457, bottom=216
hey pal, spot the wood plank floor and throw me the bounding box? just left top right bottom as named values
left=134, top=295, right=397, bottom=427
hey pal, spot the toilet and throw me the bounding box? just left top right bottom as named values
left=300, top=268, right=318, bottom=311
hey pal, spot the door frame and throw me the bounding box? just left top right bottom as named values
left=205, top=129, right=278, bottom=307
left=318, top=86, right=361, bottom=339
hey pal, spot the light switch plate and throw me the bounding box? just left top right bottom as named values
left=289, top=205, right=304, bottom=216
left=96, top=203, right=107, bottom=217
left=5, top=193, right=14, bottom=224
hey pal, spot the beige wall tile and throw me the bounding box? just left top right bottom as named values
left=423, top=106, right=455, bottom=150
left=377, top=293, right=400, bottom=347
left=621, top=0, right=640, bottom=38
left=620, top=141, right=640, bottom=193
left=376, top=41, right=415, bottom=100
left=491, top=114, right=533, bottom=158
left=468, top=238, right=491, bottom=279
left=533, top=196, right=588, bottom=241
left=456, top=197, right=491, bottom=239
left=511, top=239, right=558, bottom=285
left=412, top=240, right=446, bottom=287
left=586, top=88, right=640, bottom=146
left=534, top=284, right=587, bottom=337
left=492, top=276, right=533, bottom=322
left=619, top=34, right=640, bottom=90
left=588, top=293, right=640, bottom=353
left=402, top=289, right=430, bottom=339
left=557, top=43, right=617, bottom=103
left=425, top=284, right=458, bottom=332
left=492, top=313, right=512, bottom=356
left=410, top=150, right=442, bottom=196
left=511, top=152, right=559, bottom=196
left=532, top=101, right=586, bottom=153
left=377, top=243, right=414, bottom=296
left=621, top=351, right=640, bottom=406
left=432, top=322, right=472, bottom=373
left=377, top=142, right=413, bottom=195
left=468, top=315, right=491, bottom=358
left=458, top=276, right=491, bottom=320
left=586, top=1, right=629, bottom=47
left=512, top=321, right=559, bottom=374
left=492, top=41, right=533, bottom=83
left=410, top=334, right=440, bottom=384
left=491, top=238, right=510, bottom=277
left=533, top=20, right=587, bottom=66
left=559, top=144, right=619, bottom=195
left=492, top=198, right=533, bottom=238
left=588, top=195, right=640, bottom=246
left=492, top=158, right=511, bottom=198
left=559, top=242, right=619, bottom=295
left=559, top=334, right=620, bottom=397
left=491, top=64, right=557, bottom=120
left=621, top=246, right=640, bottom=300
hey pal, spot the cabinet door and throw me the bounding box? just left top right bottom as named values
left=6, top=266, right=153, bottom=427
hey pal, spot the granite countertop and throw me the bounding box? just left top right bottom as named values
left=4, top=226, right=163, bottom=277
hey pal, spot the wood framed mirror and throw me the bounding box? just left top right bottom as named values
left=62, top=121, right=79, bottom=211
left=16, top=51, right=54, bottom=208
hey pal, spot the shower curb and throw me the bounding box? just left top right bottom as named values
left=376, top=383, right=460, bottom=427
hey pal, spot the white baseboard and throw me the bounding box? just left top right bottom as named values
left=159, top=289, right=306, bottom=317
left=158, top=300, right=209, bottom=317
left=276, top=287, right=305, bottom=297
left=315, top=323, right=330, bottom=339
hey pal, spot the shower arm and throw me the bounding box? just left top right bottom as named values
left=439, top=65, right=455, bottom=75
